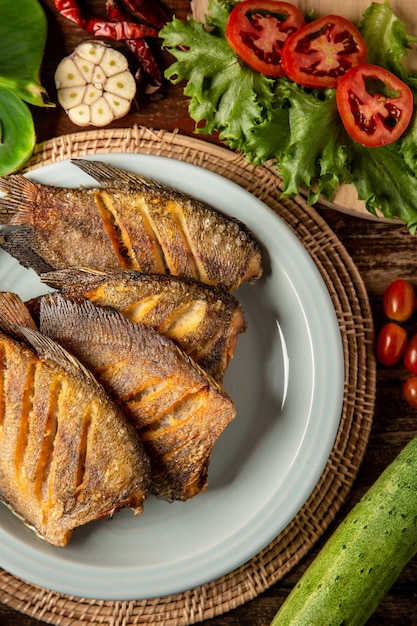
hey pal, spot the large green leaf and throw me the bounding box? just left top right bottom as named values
left=0, top=0, right=52, bottom=175
left=0, top=87, right=35, bottom=176
left=0, top=0, right=49, bottom=106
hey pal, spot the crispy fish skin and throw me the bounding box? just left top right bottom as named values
left=0, top=325, right=150, bottom=547
left=38, top=293, right=236, bottom=502
left=0, top=177, right=118, bottom=272
left=0, top=160, right=263, bottom=291
left=42, top=268, right=247, bottom=382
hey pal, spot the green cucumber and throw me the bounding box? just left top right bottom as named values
left=271, top=434, right=417, bottom=626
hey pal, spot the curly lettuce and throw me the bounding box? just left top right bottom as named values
left=162, top=1, right=274, bottom=149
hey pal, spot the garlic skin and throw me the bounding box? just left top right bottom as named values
left=55, top=42, right=136, bottom=127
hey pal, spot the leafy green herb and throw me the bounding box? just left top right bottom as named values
left=163, top=1, right=274, bottom=149
left=160, top=0, right=417, bottom=233
left=0, top=0, right=52, bottom=176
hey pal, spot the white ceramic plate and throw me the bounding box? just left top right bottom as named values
left=0, top=154, right=344, bottom=600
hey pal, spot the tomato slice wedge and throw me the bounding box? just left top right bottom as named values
left=336, top=64, right=413, bottom=147
left=225, top=0, right=305, bottom=77
left=281, top=14, right=367, bottom=88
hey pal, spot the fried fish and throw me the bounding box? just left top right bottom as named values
left=37, top=293, right=236, bottom=502
left=0, top=159, right=263, bottom=291
left=41, top=268, right=246, bottom=382
left=0, top=322, right=150, bottom=547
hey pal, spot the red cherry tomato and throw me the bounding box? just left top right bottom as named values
left=376, top=322, right=407, bottom=366
left=225, top=0, right=305, bottom=77
left=403, top=376, right=417, bottom=409
left=382, top=279, right=415, bottom=322
left=404, top=333, right=417, bottom=375
left=336, top=64, right=413, bottom=147
left=281, top=14, right=367, bottom=88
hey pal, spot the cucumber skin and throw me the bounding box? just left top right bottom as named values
left=271, top=434, right=417, bottom=626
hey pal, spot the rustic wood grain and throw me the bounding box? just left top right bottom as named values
left=2, top=1, right=417, bottom=624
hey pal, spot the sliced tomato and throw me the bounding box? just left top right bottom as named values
left=225, top=0, right=305, bottom=77
left=281, top=15, right=367, bottom=88
left=336, top=64, right=413, bottom=147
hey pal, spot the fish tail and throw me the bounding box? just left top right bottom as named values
left=0, top=175, right=38, bottom=224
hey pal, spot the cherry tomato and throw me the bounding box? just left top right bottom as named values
left=225, top=0, right=305, bottom=77
left=376, top=322, right=407, bottom=366
left=336, top=64, right=413, bottom=147
left=403, top=376, right=417, bottom=409
left=281, top=14, right=367, bottom=88
left=382, top=279, right=415, bottom=322
left=404, top=333, right=417, bottom=374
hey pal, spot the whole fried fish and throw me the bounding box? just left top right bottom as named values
left=38, top=293, right=236, bottom=502
left=0, top=322, right=150, bottom=547
left=0, top=159, right=263, bottom=291
left=42, top=268, right=246, bottom=382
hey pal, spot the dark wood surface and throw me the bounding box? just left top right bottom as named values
left=1, top=1, right=417, bottom=624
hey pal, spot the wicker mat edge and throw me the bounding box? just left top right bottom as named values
left=0, top=125, right=377, bottom=626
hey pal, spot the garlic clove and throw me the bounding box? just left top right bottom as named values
left=90, top=96, right=114, bottom=127
left=75, top=41, right=106, bottom=65
left=103, top=92, right=132, bottom=119
left=73, top=56, right=95, bottom=83
left=101, top=47, right=129, bottom=77
left=57, top=86, right=86, bottom=110
left=84, top=84, right=102, bottom=106
left=105, top=71, right=136, bottom=100
left=67, top=103, right=91, bottom=126
left=55, top=58, right=86, bottom=89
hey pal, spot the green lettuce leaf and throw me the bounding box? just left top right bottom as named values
left=242, top=101, right=290, bottom=165
left=160, top=0, right=274, bottom=150
left=275, top=81, right=348, bottom=202
left=347, top=140, right=417, bottom=233
left=358, top=1, right=417, bottom=78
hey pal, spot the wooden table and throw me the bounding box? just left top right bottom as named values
left=1, top=1, right=417, bottom=624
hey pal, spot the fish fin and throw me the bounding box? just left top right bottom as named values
left=41, top=267, right=108, bottom=289
left=13, top=323, right=102, bottom=388
left=41, top=291, right=144, bottom=349
left=0, top=291, right=38, bottom=330
left=0, top=229, right=55, bottom=274
left=0, top=175, right=38, bottom=224
left=71, top=159, right=170, bottom=194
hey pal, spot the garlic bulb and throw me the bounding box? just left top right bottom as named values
left=55, top=41, right=136, bottom=127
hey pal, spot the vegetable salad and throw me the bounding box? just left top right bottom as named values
left=160, top=0, right=417, bottom=232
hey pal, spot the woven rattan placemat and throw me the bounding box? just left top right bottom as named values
left=0, top=126, right=376, bottom=625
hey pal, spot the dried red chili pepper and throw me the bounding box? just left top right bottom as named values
left=53, top=0, right=86, bottom=28
left=119, top=0, right=170, bottom=30
left=85, top=17, right=157, bottom=39
left=52, top=0, right=158, bottom=40
left=106, top=0, right=163, bottom=93
left=130, top=39, right=163, bottom=94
